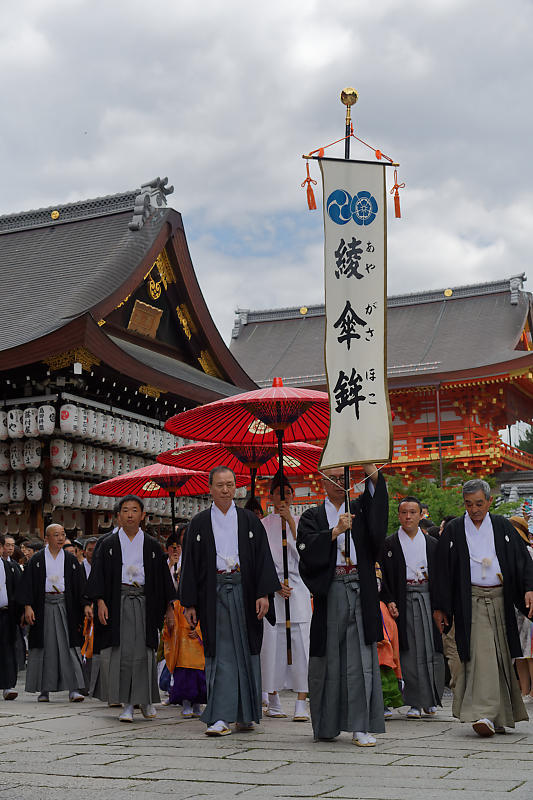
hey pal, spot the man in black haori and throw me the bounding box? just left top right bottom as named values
left=297, top=462, right=388, bottom=746
left=180, top=466, right=280, bottom=737
left=0, top=534, right=22, bottom=701
left=18, top=524, right=87, bottom=702
left=434, top=478, right=533, bottom=737
left=380, top=496, right=444, bottom=719
left=87, top=495, right=175, bottom=722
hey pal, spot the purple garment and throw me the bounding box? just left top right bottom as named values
left=168, top=667, right=207, bottom=705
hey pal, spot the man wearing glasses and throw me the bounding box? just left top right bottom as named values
left=297, top=462, right=388, bottom=746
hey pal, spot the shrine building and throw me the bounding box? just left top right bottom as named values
left=230, top=274, right=533, bottom=502
left=0, top=178, right=255, bottom=538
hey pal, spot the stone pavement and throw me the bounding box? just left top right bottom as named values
left=0, top=681, right=532, bottom=800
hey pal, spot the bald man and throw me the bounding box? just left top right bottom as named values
left=17, top=524, right=89, bottom=702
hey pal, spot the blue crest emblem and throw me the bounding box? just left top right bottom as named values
left=326, top=190, right=352, bottom=225
left=351, top=191, right=378, bottom=226
left=327, top=189, right=378, bottom=226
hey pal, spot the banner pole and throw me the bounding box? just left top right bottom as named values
left=340, top=87, right=358, bottom=563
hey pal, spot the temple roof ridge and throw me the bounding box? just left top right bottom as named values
left=0, top=176, right=175, bottom=235
left=232, top=273, right=528, bottom=336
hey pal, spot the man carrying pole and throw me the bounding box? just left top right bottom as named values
left=297, top=462, right=388, bottom=745
left=297, top=88, right=395, bottom=745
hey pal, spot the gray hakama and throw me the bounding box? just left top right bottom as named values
left=308, top=573, right=385, bottom=740
left=0, top=610, right=18, bottom=689
left=25, top=594, right=84, bottom=693
left=93, top=585, right=159, bottom=706
left=401, top=583, right=445, bottom=708
left=201, top=573, right=262, bottom=726
left=453, top=586, right=527, bottom=728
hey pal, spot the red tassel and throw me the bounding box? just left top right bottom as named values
left=301, top=162, right=318, bottom=210
left=390, top=169, right=405, bottom=219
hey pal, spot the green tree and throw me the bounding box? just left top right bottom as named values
left=517, top=426, right=533, bottom=454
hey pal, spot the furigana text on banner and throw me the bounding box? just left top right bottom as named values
left=319, top=157, right=393, bottom=470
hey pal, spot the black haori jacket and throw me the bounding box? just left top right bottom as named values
left=434, top=514, right=533, bottom=662
left=297, top=472, right=389, bottom=657
left=179, top=507, right=281, bottom=658
left=87, top=531, right=175, bottom=652
left=2, top=557, right=22, bottom=643
left=16, top=550, right=87, bottom=650
left=380, top=531, right=443, bottom=654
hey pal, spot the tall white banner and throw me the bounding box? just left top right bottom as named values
left=319, top=158, right=393, bottom=469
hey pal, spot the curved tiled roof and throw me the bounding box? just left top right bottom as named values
left=0, top=192, right=173, bottom=353
left=230, top=275, right=533, bottom=386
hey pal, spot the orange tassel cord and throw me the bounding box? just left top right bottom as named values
left=390, top=169, right=405, bottom=218
left=301, top=162, right=317, bottom=210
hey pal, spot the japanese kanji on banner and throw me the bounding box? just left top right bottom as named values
left=319, top=157, right=393, bottom=469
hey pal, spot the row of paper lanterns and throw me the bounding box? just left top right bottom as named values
left=0, top=439, right=154, bottom=476
left=0, top=473, right=172, bottom=514
left=0, top=405, right=181, bottom=454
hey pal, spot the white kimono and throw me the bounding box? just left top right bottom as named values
left=260, top=512, right=312, bottom=693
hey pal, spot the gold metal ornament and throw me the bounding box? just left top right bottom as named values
left=340, top=88, right=358, bottom=107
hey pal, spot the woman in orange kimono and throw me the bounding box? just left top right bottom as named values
left=162, top=528, right=206, bottom=717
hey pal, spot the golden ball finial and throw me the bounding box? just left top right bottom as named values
left=340, top=87, right=358, bottom=107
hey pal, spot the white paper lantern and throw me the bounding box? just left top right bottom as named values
left=70, top=443, right=87, bottom=472
left=10, top=441, right=25, bottom=471
left=115, top=452, right=124, bottom=475
left=115, top=418, right=125, bottom=447
left=137, top=424, right=147, bottom=453
left=122, top=454, right=131, bottom=474
left=104, top=415, right=115, bottom=445
left=0, top=412, right=8, bottom=442
left=147, top=427, right=157, bottom=455
left=7, top=409, right=24, bottom=439
left=123, top=420, right=132, bottom=449
left=59, top=404, right=78, bottom=435
left=23, top=407, right=39, bottom=437
left=131, top=422, right=140, bottom=451
left=72, top=481, right=82, bottom=508
left=0, top=444, right=10, bottom=472
left=26, top=472, right=43, bottom=502
left=78, top=408, right=90, bottom=438
left=38, top=404, right=56, bottom=435
left=85, top=446, right=96, bottom=473
left=9, top=473, right=25, bottom=502
left=64, top=480, right=75, bottom=507
left=80, top=483, right=90, bottom=509
left=158, top=429, right=165, bottom=453
left=88, top=490, right=99, bottom=509
left=23, top=439, right=41, bottom=470
left=96, top=412, right=107, bottom=442
left=162, top=432, right=171, bottom=451
left=0, top=478, right=9, bottom=504
left=50, top=438, right=73, bottom=469
left=102, top=450, right=113, bottom=477
left=94, top=448, right=105, bottom=474
left=87, top=410, right=98, bottom=440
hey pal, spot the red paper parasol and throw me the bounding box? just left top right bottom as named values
left=164, top=378, right=330, bottom=445
left=157, top=441, right=322, bottom=498
left=164, top=378, right=331, bottom=665
left=90, top=463, right=248, bottom=530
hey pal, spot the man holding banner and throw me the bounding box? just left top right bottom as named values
left=297, top=121, right=394, bottom=744
left=297, top=462, right=388, bottom=745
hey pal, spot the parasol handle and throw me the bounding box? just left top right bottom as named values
left=276, top=429, right=293, bottom=666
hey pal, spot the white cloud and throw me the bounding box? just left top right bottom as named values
left=1, top=0, right=532, bottom=347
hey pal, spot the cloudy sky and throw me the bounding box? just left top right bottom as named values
left=2, top=0, right=532, bottom=340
